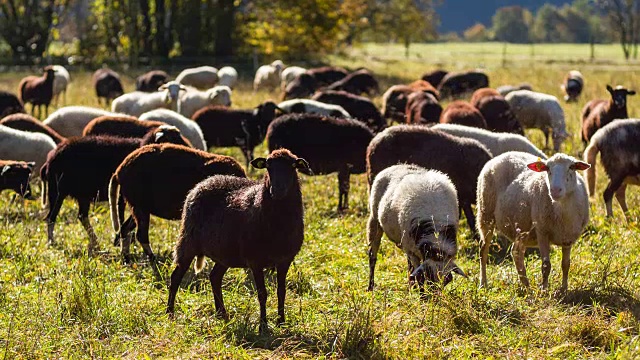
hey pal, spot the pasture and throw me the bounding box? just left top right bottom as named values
left=1, top=42, right=640, bottom=358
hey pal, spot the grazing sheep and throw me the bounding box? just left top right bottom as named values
left=432, top=123, right=547, bottom=158
left=381, top=85, right=415, bottom=123
left=562, top=70, right=584, bottom=103
left=470, top=88, right=501, bottom=108
left=278, top=99, right=351, bottom=119
left=0, top=90, right=25, bottom=118
left=52, top=65, right=70, bottom=105
left=82, top=115, right=165, bottom=139
left=139, top=109, right=207, bottom=150
left=421, top=69, right=448, bottom=88
left=440, top=101, right=488, bottom=129
left=0, top=160, right=35, bottom=199
left=405, top=91, right=442, bottom=125
left=179, top=85, right=232, bottom=118
left=497, top=83, right=533, bottom=96
left=0, top=113, right=66, bottom=144
left=584, top=119, right=640, bottom=219
left=408, top=80, right=440, bottom=99
left=175, top=66, right=219, bottom=89
left=477, top=152, right=590, bottom=290
left=326, top=69, right=379, bottom=96
left=135, top=70, right=169, bottom=92
left=191, top=101, right=282, bottom=168
left=112, top=81, right=188, bottom=117
left=167, top=149, right=309, bottom=332
left=283, top=73, right=319, bottom=100
left=19, top=66, right=56, bottom=118
left=581, top=85, right=635, bottom=145
left=217, top=66, right=238, bottom=88
left=0, top=125, right=56, bottom=174
left=109, top=143, right=246, bottom=262
left=281, top=66, right=307, bottom=90
left=475, top=95, right=524, bottom=135
left=267, top=113, right=374, bottom=210
left=311, top=90, right=386, bottom=132
left=93, top=68, right=124, bottom=106
left=254, top=60, right=285, bottom=91
left=305, top=66, right=348, bottom=86
left=367, top=164, right=465, bottom=292
left=43, top=106, right=116, bottom=137
left=367, top=125, right=493, bottom=236
left=505, top=90, right=569, bottom=151
left=438, top=71, right=489, bottom=99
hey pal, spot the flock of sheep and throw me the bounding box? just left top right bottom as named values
left=0, top=61, right=639, bottom=331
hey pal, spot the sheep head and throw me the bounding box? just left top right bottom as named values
left=607, top=85, right=636, bottom=109
left=159, top=81, right=187, bottom=105
left=208, top=86, right=232, bottom=107
left=251, top=149, right=309, bottom=200
left=527, top=154, right=590, bottom=201
left=1, top=161, right=35, bottom=200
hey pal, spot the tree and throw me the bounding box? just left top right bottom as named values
left=374, top=0, right=439, bottom=58
left=531, top=4, right=568, bottom=43
left=463, top=23, right=488, bottom=42
left=596, top=0, right=640, bottom=60
left=491, top=6, right=532, bottom=44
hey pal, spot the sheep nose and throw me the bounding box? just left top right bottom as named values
left=550, top=187, right=563, bottom=199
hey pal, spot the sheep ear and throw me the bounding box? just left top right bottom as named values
left=26, top=162, right=35, bottom=169
left=571, top=161, right=590, bottom=171
left=606, top=85, right=614, bottom=93
left=451, top=263, right=467, bottom=278
left=253, top=107, right=260, bottom=116
left=527, top=161, right=548, bottom=172
left=250, top=158, right=267, bottom=169
left=628, top=90, right=636, bottom=96
left=155, top=131, right=165, bottom=142
left=1, top=165, right=10, bottom=176
left=158, top=84, right=167, bottom=91
left=294, top=158, right=310, bottom=170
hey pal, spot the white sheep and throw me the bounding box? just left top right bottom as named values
left=0, top=125, right=56, bottom=175
left=432, top=123, right=547, bottom=159
left=253, top=60, right=285, bottom=91
left=504, top=90, right=569, bottom=151
left=277, top=99, right=351, bottom=118
left=112, top=81, right=187, bottom=117
left=139, top=109, right=207, bottom=151
left=43, top=106, right=116, bottom=137
left=52, top=65, right=70, bottom=105
left=179, top=85, right=232, bottom=118
left=175, top=66, right=219, bottom=89
left=367, top=164, right=465, bottom=292
left=280, top=66, right=307, bottom=90
left=217, top=66, right=238, bottom=88
left=477, top=151, right=590, bottom=291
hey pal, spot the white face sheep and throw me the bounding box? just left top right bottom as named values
left=179, top=85, right=232, bottom=118
left=477, top=152, right=590, bottom=291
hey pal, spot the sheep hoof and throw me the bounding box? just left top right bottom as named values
left=122, top=255, right=132, bottom=265
left=259, top=321, right=269, bottom=334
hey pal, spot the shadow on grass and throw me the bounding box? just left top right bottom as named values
left=560, top=286, right=640, bottom=321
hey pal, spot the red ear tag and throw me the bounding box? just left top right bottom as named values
left=527, top=161, right=547, bottom=172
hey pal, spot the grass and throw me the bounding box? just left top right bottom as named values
left=1, top=42, right=640, bottom=358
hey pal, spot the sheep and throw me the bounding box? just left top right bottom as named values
left=277, top=99, right=351, bottom=119
left=112, top=81, right=188, bottom=117
left=93, top=68, right=124, bottom=106
left=0, top=125, right=56, bottom=174
left=470, top=88, right=501, bottom=108
left=408, top=80, right=440, bottom=99
left=366, top=125, right=493, bottom=236
left=367, top=164, right=466, bottom=292
left=253, top=60, right=285, bottom=91
left=19, top=66, right=56, bottom=118
left=43, top=106, right=117, bottom=137
left=82, top=115, right=166, bottom=139
left=0, top=90, right=25, bottom=118
left=52, top=65, right=70, bottom=105
left=178, top=85, right=232, bottom=118
left=581, top=85, right=635, bottom=145
left=267, top=113, right=374, bottom=210
left=440, top=101, right=488, bottom=129
left=0, top=160, right=36, bottom=199
left=381, top=85, right=415, bottom=123
left=584, top=119, right=640, bottom=219
left=305, top=66, right=348, bottom=86
left=421, top=69, right=448, bottom=88
left=497, top=83, right=533, bottom=96
left=283, top=73, right=319, bottom=100
left=139, top=109, right=207, bottom=150
left=505, top=90, right=569, bottom=151
left=109, top=143, right=246, bottom=263
left=175, top=66, right=219, bottom=89
left=431, top=123, right=547, bottom=159
left=166, top=149, right=309, bottom=332
left=562, top=70, right=584, bottom=103
left=311, top=90, right=386, bottom=132
left=438, top=71, right=489, bottom=99
left=280, top=66, right=307, bottom=90
left=0, top=113, right=66, bottom=144
left=477, top=152, right=590, bottom=290
left=474, top=95, right=524, bottom=135
left=191, top=101, right=282, bottom=168
left=135, top=70, right=169, bottom=92
left=217, top=66, right=238, bottom=88
left=326, top=69, right=379, bottom=96
left=405, top=91, right=442, bottom=125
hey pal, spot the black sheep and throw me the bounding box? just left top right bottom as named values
left=135, top=70, right=169, bottom=92
left=421, top=69, right=448, bottom=88
left=283, top=73, right=318, bottom=100
left=311, top=90, right=386, bottom=132
left=475, top=96, right=524, bottom=135
left=0, top=160, right=35, bottom=199
left=405, top=91, right=442, bottom=124
left=305, top=66, right=348, bottom=86
left=438, top=71, right=489, bottom=99
left=0, top=90, right=25, bottom=118
left=0, top=113, right=66, bottom=144
left=83, top=115, right=164, bottom=139
left=19, top=66, right=56, bottom=118
left=325, top=69, right=379, bottom=96
left=581, top=85, right=635, bottom=145
left=92, top=68, right=124, bottom=106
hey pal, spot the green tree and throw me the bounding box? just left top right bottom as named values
left=463, top=23, right=489, bottom=42
left=531, top=4, right=568, bottom=43
left=492, top=6, right=532, bottom=44
left=374, top=0, right=439, bottom=57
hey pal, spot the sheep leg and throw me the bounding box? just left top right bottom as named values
left=461, top=202, right=478, bottom=239
left=337, top=169, right=351, bottom=211
left=167, top=262, right=193, bottom=315
left=276, top=260, right=292, bottom=325
left=560, top=246, right=571, bottom=292
left=119, top=216, right=136, bottom=263
left=45, top=191, right=63, bottom=246
left=367, top=214, right=384, bottom=291
left=478, top=223, right=494, bottom=288
left=209, top=263, right=229, bottom=320
left=603, top=176, right=625, bottom=218
left=512, top=240, right=529, bottom=288
left=615, top=184, right=630, bottom=220
left=133, top=209, right=155, bottom=263
left=538, top=238, right=551, bottom=291
left=250, top=266, right=269, bottom=332
left=542, top=128, right=550, bottom=149
left=77, top=200, right=98, bottom=256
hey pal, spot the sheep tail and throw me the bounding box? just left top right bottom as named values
left=584, top=141, right=600, bottom=197
left=41, top=178, right=48, bottom=208
left=108, top=174, right=121, bottom=232
left=193, top=256, right=206, bottom=274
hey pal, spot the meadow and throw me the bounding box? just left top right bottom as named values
left=1, top=42, right=640, bottom=358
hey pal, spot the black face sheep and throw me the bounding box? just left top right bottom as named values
left=581, top=85, right=636, bottom=145
left=19, top=66, right=56, bottom=118
left=366, top=125, right=493, bottom=236
left=440, top=101, right=488, bottom=129
left=109, top=143, right=246, bottom=263
left=93, top=69, right=124, bottom=106
left=135, top=70, right=169, bottom=92
left=191, top=101, right=282, bottom=168
left=0, top=160, right=35, bottom=199
left=325, top=69, right=379, bottom=96
left=475, top=95, right=524, bottom=135
left=267, top=113, right=374, bottom=211
left=477, top=152, right=590, bottom=291
left=421, top=70, right=448, bottom=88
left=283, top=73, right=319, bottom=100
left=470, top=88, right=501, bottom=108
left=405, top=91, right=442, bottom=125
left=311, top=90, right=386, bottom=132
left=0, top=90, right=25, bottom=118
left=368, top=164, right=466, bottom=293
left=438, top=71, right=489, bottom=99
left=305, top=66, right=348, bottom=86
left=0, top=113, right=66, bottom=144
left=167, top=149, right=309, bottom=332
left=562, top=70, right=584, bottom=103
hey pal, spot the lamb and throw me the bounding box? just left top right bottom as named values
left=325, top=69, right=379, bottom=96
left=366, top=125, right=493, bottom=236
left=109, top=143, right=245, bottom=263
left=581, top=85, right=635, bottom=145
left=440, top=101, right=488, bottom=129
left=267, top=113, right=374, bottom=210
left=311, top=90, right=386, bottom=132
left=191, top=101, right=282, bottom=168
left=0, top=160, right=35, bottom=199
left=283, top=73, right=319, bottom=100
left=470, top=88, right=501, bottom=108
left=474, top=95, right=524, bottom=135
left=0, top=113, right=65, bottom=144
left=167, top=149, right=309, bottom=331
left=217, top=66, right=238, bottom=88
left=277, top=99, right=351, bottom=119
left=438, top=71, right=489, bottom=99
left=52, top=65, right=70, bottom=105
left=497, top=83, right=533, bottom=96
left=111, top=81, right=188, bottom=117
left=43, top=106, right=117, bottom=137
left=584, top=119, right=640, bottom=219
left=381, top=85, right=415, bottom=123
left=421, top=69, right=448, bottom=88
left=0, top=125, right=56, bottom=174
left=175, top=66, right=219, bottom=89
left=253, top=60, right=285, bottom=91
left=280, top=66, right=307, bottom=90
left=477, top=152, right=590, bottom=290
left=431, top=123, right=547, bottom=159
left=139, top=109, right=207, bottom=150
left=505, top=90, right=569, bottom=151
left=305, top=66, right=348, bottom=86
left=0, top=90, right=25, bottom=118
left=405, top=91, right=442, bottom=124
left=367, top=164, right=466, bottom=292
left=562, top=70, right=584, bottom=103
left=19, top=66, right=56, bottom=118
left=178, top=85, right=232, bottom=118
left=135, top=70, right=169, bottom=92
left=93, top=68, right=124, bottom=106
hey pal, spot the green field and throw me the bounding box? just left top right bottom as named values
left=1, top=42, right=640, bottom=358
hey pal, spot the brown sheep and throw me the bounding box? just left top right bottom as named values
left=0, top=113, right=66, bottom=144
left=83, top=115, right=163, bottom=138
left=581, top=85, right=636, bottom=145
left=438, top=71, right=489, bottom=99
left=326, top=69, right=379, bottom=96
left=381, top=85, right=415, bottom=123
left=19, top=66, right=56, bottom=118
left=1, top=160, right=35, bottom=199
left=475, top=95, right=524, bottom=135
left=408, top=80, right=440, bottom=99
left=470, top=88, right=501, bottom=108
left=421, top=69, right=448, bottom=88
left=405, top=91, right=442, bottom=124
left=0, top=90, right=25, bottom=118
left=135, top=70, right=169, bottom=92
left=305, top=66, right=348, bottom=86
left=562, top=70, right=584, bottom=103
left=92, top=68, right=124, bottom=106
left=440, top=101, right=488, bottom=129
